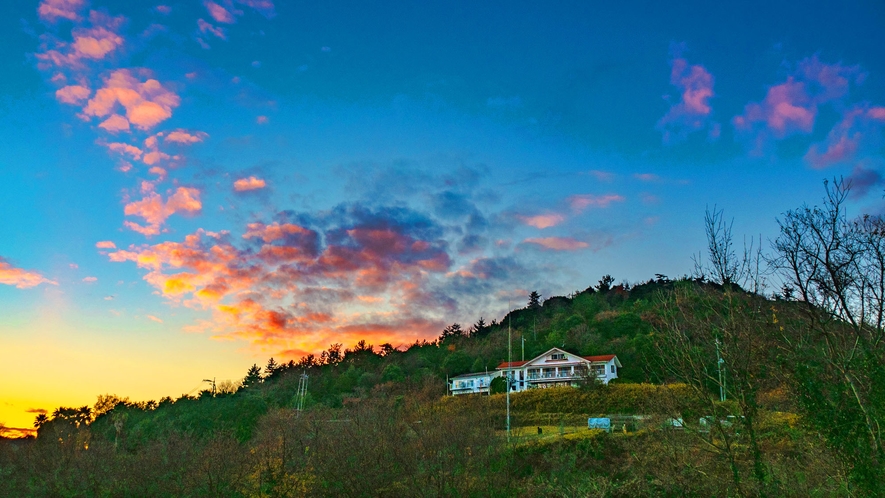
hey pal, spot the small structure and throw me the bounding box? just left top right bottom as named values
left=448, top=347, right=621, bottom=395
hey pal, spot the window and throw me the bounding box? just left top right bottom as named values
left=551, top=353, right=566, bottom=360
left=610, top=365, right=615, bottom=373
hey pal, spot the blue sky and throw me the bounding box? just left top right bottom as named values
left=1, top=0, right=884, bottom=430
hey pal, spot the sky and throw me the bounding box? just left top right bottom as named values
left=1, top=0, right=884, bottom=432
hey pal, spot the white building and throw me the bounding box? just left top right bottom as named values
left=448, top=371, right=495, bottom=395
left=448, top=347, right=621, bottom=395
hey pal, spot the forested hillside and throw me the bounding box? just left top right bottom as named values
left=1, top=181, right=883, bottom=497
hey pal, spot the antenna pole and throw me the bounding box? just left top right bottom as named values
left=507, top=299, right=512, bottom=441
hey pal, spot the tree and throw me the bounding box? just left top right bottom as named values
left=469, top=317, right=488, bottom=337
left=264, top=357, right=279, bottom=378
left=773, top=179, right=885, bottom=494
left=242, top=364, right=263, bottom=389
left=528, top=291, right=541, bottom=309
left=439, top=323, right=465, bottom=341
left=596, top=275, right=615, bottom=293
left=33, top=413, right=49, bottom=429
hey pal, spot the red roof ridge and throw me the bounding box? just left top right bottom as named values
left=582, top=354, right=616, bottom=362
left=495, top=360, right=529, bottom=369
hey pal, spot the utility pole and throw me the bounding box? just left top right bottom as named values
left=202, top=377, right=216, bottom=397
left=295, top=372, right=309, bottom=413
left=715, top=338, right=726, bottom=402
left=507, top=299, right=511, bottom=442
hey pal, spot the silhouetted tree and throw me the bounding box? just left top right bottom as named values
left=528, top=291, right=541, bottom=309
left=470, top=317, right=488, bottom=337
left=596, top=275, right=615, bottom=293
left=439, top=323, right=465, bottom=341
left=264, top=357, right=279, bottom=378
left=242, top=364, right=262, bottom=389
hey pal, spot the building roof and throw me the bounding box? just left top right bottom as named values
left=582, top=354, right=616, bottom=362
left=495, top=349, right=621, bottom=370
left=495, top=360, right=529, bottom=369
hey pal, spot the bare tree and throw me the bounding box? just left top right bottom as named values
left=773, top=178, right=885, bottom=494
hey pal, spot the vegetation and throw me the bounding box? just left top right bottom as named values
left=1, top=180, right=882, bottom=496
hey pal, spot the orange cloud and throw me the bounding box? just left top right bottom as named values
left=517, top=213, right=564, bottom=229
left=233, top=176, right=266, bottom=191
left=123, top=187, right=202, bottom=236
left=82, top=69, right=180, bottom=132
left=98, top=114, right=130, bottom=133
left=96, top=241, right=116, bottom=249
left=523, top=237, right=589, bottom=251
left=55, top=85, right=91, bottom=105
left=0, top=258, right=57, bottom=288
left=145, top=315, right=163, bottom=323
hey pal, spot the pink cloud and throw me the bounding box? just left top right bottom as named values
left=656, top=45, right=717, bottom=144
left=164, top=130, right=208, bottom=144
left=0, top=257, right=57, bottom=288
left=96, top=241, right=117, bottom=249
left=37, top=0, right=86, bottom=23
left=733, top=56, right=865, bottom=154
left=82, top=276, right=98, bottom=282
left=234, top=176, right=267, bottom=191
left=235, top=0, right=276, bottom=18
left=145, top=314, right=163, bottom=323
left=123, top=187, right=202, bottom=236
left=517, top=213, right=564, bottom=229
left=103, top=142, right=142, bottom=160
left=98, top=114, right=130, bottom=133
left=55, top=85, right=90, bottom=105
left=197, top=19, right=227, bottom=40
left=82, top=69, right=180, bottom=132
left=204, top=1, right=235, bottom=23
left=567, top=194, right=625, bottom=212
left=155, top=5, right=172, bottom=15
left=523, top=237, right=589, bottom=251
left=36, top=12, right=126, bottom=70
left=804, top=104, right=885, bottom=169
left=256, top=115, right=268, bottom=124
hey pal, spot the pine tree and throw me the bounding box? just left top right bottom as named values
left=528, top=291, right=541, bottom=309
left=242, top=364, right=263, bottom=389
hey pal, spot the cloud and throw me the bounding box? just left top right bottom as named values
left=233, top=176, right=267, bottom=191
left=38, top=0, right=86, bottom=23
left=36, top=11, right=126, bottom=70
left=197, top=18, right=227, bottom=40
left=256, top=115, right=268, bottom=124
left=0, top=257, right=57, bottom=288
left=204, top=1, right=236, bottom=23
left=566, top=194, right=625, bottom=212
left=733, top=55, right=865, bottom=155
left=102, top=142, right=142, bottom=160
left=98, top=114, right=130, bottom=133
left=588, top=170, right=615, bottom=182
left=82, top=276, right=98, bottom=282
left=123, top=186, right=202, bottom=236
left=155, top=5, right=171, bottom=15
left=81, top=69, right=180, bottom=131
left=235, top=0, right=276, bottom=18
left=164, top=130, right=208, bottom=144
left=523, top=237, right=589, bottom=251
left=516, top=213, right=564, bottom=229
left=96, top=241, right=116, bottom=249
left=145, top=314, right=163, bottom=323
left=805, top=105, right=885, bottom=169
left=846, top=163, right=884, bottom=199
left=656, top=44, right=718, bottom=144
left=25, top=408, right=48, bottom=414
left=55, top=85, right=90, bottom=105
left=107, top=204, right=459, bottom=353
